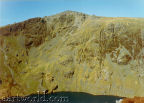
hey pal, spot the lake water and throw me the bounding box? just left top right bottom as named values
left=0, top=92, right=124, bottom=103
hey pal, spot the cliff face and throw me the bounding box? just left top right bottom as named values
left=0, top=11, right=144, bottom=99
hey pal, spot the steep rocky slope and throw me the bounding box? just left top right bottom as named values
left=0, top=11, right=144, bottom=99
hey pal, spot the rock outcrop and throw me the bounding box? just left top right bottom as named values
left=122, top=97, right=144, bottom=103
left=0, top=11, right=144, bottom=99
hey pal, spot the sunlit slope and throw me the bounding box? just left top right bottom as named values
left=0, top=11, right=144, bottom=98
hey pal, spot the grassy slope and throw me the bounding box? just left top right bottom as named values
left=0, top=11, right=144, bottom=98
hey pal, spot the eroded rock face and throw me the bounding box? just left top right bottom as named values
left=0, top=11, right=144, bottom=99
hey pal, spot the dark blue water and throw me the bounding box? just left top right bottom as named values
left=0, top=92, right=124, bottom=103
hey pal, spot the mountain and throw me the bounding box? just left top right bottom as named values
left=0, top=11, right=144, bottom=100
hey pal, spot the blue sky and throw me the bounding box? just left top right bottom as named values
left=0, top=0, right=144, bottom=26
